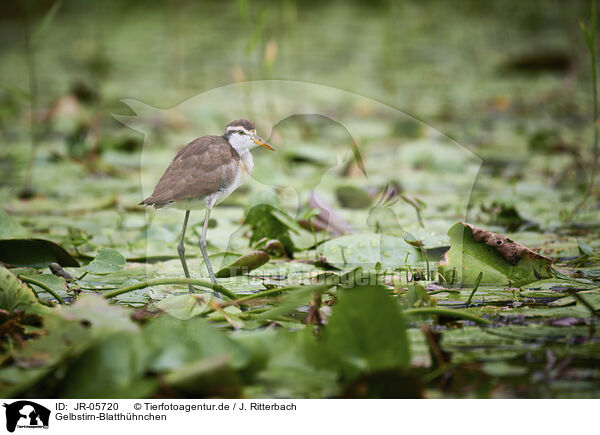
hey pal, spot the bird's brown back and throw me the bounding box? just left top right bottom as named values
left=140, top=135, right=240, bottom=208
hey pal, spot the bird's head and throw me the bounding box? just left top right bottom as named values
left=224, top=119, right=275, bottom=153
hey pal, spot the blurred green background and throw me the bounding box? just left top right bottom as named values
left=1, top=0, right=596, bottom=224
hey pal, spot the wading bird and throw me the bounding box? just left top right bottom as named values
left=140, top=119, right=274, bottom=292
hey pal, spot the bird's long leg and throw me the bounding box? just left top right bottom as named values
left=199, top=206, right=219, bottom=292
left=177, top=210, right=195, bottom=293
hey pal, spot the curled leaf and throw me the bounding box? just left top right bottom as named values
left=438, top=222, right=553, bottom=286
left=215, top=251, right=270, bottom=278
left=0, top=239, right=79, bottom=268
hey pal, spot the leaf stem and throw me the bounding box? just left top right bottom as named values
left=466, top=272, right=483, bottom=306
left=428, top=289, right=460, bottom=295
left=102, top=278, right=238, bottom=300
left=18, top=274, right=65, bottom=305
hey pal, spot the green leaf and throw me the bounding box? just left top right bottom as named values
left=162, top=355, right=241, bottom=397
left=15, top=313, right=92, bottom=368
left=156, top=294, right=209, bottom=320
left=215, top=251, right=270, bottom=278
left=20, top=273, right=68, bottom=301
left=270, top=209, right=303, bottom=234
left=578, top=239, right=595, bottom=256
left=240, top=329, right=340, bottom=398
left=322, top=286, right=410, bottom=380
left=0, top=239, right=79, bottom=268
left=438, top=222, right=554, bottom=286
left=0, top=267, right=39, bottom=313
left=255, top=283, right=334, bottom=321
left=83, top=248, right=126, bottom=274
left=245, top=204, right=295, bottom=255
left=143, top=316, right=249, bottom=372
left=60, top=332, right=156, bottom=398
left=58, top=295, right=139, bottom=335
left=317, top=233, right=422, bottom=268
left=0, top=367, right=52, bottom=399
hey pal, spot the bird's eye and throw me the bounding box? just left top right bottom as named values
left=238, top=130, right=246, bottom=135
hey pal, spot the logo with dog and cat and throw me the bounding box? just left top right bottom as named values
left=3, top=401, right=50, bottom=433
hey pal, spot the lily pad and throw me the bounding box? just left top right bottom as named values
left=18, top=273, right=68, bottom=301
left=438, top=222, right=554, bottom=286
left=317, top=233, right=422, bottom=268
left=156, top=294, right=208, bottom=320
left=83, top=248, right=126, bottom=274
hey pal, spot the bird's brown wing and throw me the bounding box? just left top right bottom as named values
left=140, top=135, right=240, bottom=208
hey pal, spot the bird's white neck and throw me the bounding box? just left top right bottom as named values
left=239, top=150, right=254, bottom=176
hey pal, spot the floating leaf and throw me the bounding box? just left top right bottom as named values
left=317, top=233, right=421, bottom=268
left=83, top=248, right=126, bottom=274
left=18, top=273, right=68, bottom=301
left=438, top=222, right=554, bottom=286
left=0, top=239, right=79, bottom=268
left=322, top=286, right=410, bottom=380
left=156, top=294, right=208, bottom=320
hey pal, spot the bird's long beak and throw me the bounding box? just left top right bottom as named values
left=253, top=136, right=275, bottom=151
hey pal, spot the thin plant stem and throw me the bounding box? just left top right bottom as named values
left=570, top=0, right=598, bottom=219
left=466, top=272, right=484, bottom=306
left=428, top=289, right=460, bottom=295
left=103, top=278, right=237, bottom=300
left=18, top=274, right=65, bottom=304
